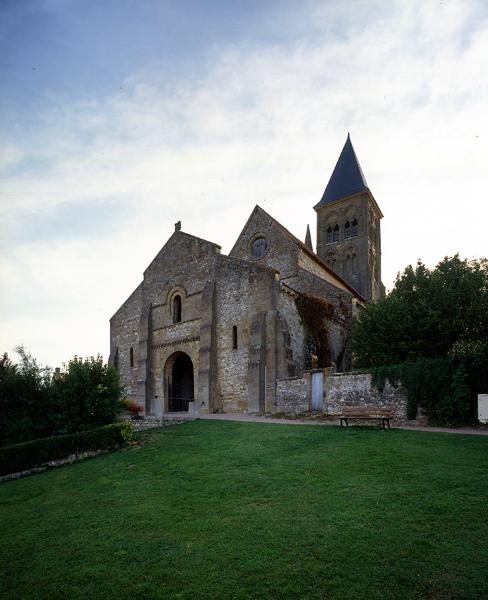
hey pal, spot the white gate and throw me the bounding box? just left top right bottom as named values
left=311, top=371, right=324, bottom=411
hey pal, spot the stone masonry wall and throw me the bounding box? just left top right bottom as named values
left=214, top=256, right=278, bottom=412
left=276, top=375, right=310, bottom=414
left=109, top=284, right=143, bottom=400
left=325, top=372, right=407, bottom=420
left=229, top=206, right=300, bottom=279
left=275, top=371, right=407, bottom=419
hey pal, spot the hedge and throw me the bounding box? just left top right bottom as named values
left=369, top=350, right=488, bottom=425
left=0, top=421, right=133, bottom=477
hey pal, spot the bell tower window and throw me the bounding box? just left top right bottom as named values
left=351, top=218, right=358, bottom=237
left=332, top=224, right=340, bottom=242
left=344, top=221, right=351, bottom=239
left=326, top=226, right=333, bottom=244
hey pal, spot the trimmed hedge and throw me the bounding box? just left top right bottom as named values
left=0, top=421, right=133, bottom=477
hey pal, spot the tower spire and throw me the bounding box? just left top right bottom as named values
left=315, top=134, right=368, bottom=208
left=304, top=224, right=313, bottom=252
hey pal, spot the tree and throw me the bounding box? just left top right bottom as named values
left=351, top=255, right=488, bottom=368
left=0, top=350, right=124, bottom=445
left=52, top=355, right=124, bottom=433
left=0, top=346, right=54, bottom=445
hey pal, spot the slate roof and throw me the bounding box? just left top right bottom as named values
left=315, top=134, right=369, bottom=208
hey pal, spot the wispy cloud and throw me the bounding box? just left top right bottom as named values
left=1, top=0, right=487, bottom=365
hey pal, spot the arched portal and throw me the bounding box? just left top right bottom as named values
left=165, top=352, right=194, bottom=412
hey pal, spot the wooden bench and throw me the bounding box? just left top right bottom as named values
left=338, top=407, right=393, bottom=430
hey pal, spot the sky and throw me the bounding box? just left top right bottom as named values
left=1, top=0, right=487, bottom=368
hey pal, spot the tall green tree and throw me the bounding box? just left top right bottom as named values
left=1, top=350, right=124, bottom=445
left=351, top=255, right=488, bottom=367
left=51, top=355, right=124, bottom=433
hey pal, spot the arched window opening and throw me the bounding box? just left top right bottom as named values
left=332, top=224, right=340, bottom=242
left=130, top=347, right=134, bottom=368
left=351, top=218, right=358, bottom=237
left=344, top=221, right=351, bottom=240
left=326, top=226, right=333, bottom=244
left=345, top=254, right=351, bottom=274
left=173, top=295, right=182, bottom=323
left=232, top=326, right=238, bottom=350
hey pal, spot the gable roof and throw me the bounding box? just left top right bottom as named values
left=315, top=134, right=369, bottom=208
left=143, top=230, right=221, bottom=276
left=233, top=205, right=365, bottom=302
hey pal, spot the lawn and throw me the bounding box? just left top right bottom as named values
left=1, top=421, right=488, bottom=600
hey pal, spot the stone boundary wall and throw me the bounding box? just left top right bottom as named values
left=275, top=371, right=408, bottom=420
left=276, top=374, right=310, bottom=414
left=326, top=372, right=407, bottom=420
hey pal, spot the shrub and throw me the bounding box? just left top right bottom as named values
left=369, top=350, right=488, bottom=425
left=0, top=422, right=133, bottom=477
left=0, top=348, right=56, bottom=445
left=0, top=350, right=124, bottom=446
left=52, top=355, right=124, bottom=433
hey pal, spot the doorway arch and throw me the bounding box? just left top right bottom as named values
left=165, top=351, right=194, bottom=412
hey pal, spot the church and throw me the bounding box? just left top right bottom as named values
left=109, top=135, right=384, bottom=416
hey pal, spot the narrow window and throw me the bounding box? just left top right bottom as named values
left=351, top=218, right=358, bottom=237
left=344, top=221, right=351, bottom=239
left=333, top=224, right=340, bottom=242
left=352, top=254, right=358, bottom=273
left=326, top=226, right=333, bottom=244
left=345, top=254, right=351, bottom=274
left=130, top=347, right=134, bottom=367
left=232, top=326, right=238, bottom=350
left=173, top=295, right=182, bottom=323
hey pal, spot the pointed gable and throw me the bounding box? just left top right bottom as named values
left=144, top=230, right=221, bottom=279
left=230, top=205, right=364, bottom=300
left=315, top=134, right=369, bottom=208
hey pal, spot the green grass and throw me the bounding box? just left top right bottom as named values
left=1, top=421, right=488, bottom=600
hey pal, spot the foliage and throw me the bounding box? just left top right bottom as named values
left=51, top=355, right=124, bottom=433
left=0, top=348, right=124, bottom=446
left=352, top=255, right=488, bottom=368
left=2, top=421, right=488, bottom=599
left=369, top=350, right=488, bottom=425
left=0, top=347, right=55, bottom=445
left=294, top=293, right=336, bottom=367
left=0, top=422, right=133, bottom=476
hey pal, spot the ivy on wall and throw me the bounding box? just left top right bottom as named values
left=294, top=293, right=335, bottom=368
left=369, top=350, right=488, bottom=425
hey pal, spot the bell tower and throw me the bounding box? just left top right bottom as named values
left=315, top=134, right=384, bottom=301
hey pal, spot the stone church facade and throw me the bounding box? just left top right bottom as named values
left=109, top=136, right=384, bottom=416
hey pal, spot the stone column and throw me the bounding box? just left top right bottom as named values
left=198, top=281, right=216, bottom=413
left=136, top=303, right=152, bottom=416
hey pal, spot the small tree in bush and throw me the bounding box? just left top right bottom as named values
left=1, top=349, right=125, bottom=445
left=52, top=355, right=124, bottom=433
left=0, top=347, right=55, bottom=445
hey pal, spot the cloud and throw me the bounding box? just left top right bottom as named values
left=1, top=0, right=488, bottom=365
